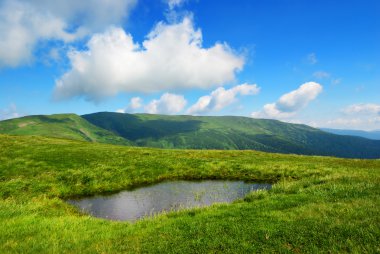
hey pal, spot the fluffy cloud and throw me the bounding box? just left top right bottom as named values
left=116, top=97, right=143, bottom=113
left=0, top=103, right=21, bottom=120
left=187, top=83, right=260, bottom=115
left=0, top=0, right=136, bottom=68
left=251, top=82, right=322, bottom=119
left=53, top=17, right=244, bottom=102
left=145, top=93, right=187, bottom=114
left=343, top=103, right=380, bottom=115
left=0, top=1, right=74, bottom=67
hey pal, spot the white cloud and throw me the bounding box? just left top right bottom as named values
left=145, top=93, right=187, bottom=114
left=321, top=117, right=380, bottom=131
left=307, top=53, right=317, bottom=65
left=343, top=103, right=380, bottom=115
left=313, top=71, right=330, bottom=79
left=251, top=82, right=323, bottom=119
left=28, top=0, right=137, bottom=32
left=129, top=97, right=143, bottom=110
left=0, top=0, right=136, bottom=68
left=116, top=97, right=143, bottom=113
left=167, top=0, right=186, bottom=10
left=187, top=83, right=260, bottom=115
left=54, top=17, right=244, bottom=102
left=0, top=1, right=75, bottom=67
left=303, top=103, right=380, bottom=131
left=0, top=103, right=21, bottom=120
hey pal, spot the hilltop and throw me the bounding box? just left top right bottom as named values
left=0, top=113, right=131, bottom=146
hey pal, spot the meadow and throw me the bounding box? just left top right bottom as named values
left=0, top=134, right=379, bottom=253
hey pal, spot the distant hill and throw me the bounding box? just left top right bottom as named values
left=1, top=112, right=379, bottom=159
left=321, top=128, right=380, bottom=140
left=82, top=112, right=380, bottom=159
left=0, top=114, right=131, bottom=146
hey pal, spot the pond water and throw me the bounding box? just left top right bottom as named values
left=68, top=180, right=271, bottom=221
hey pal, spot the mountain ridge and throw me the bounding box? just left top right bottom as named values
left=1, top=112, right=379, bottom=159
left=82, top=112, right=380, bottom=159
left=0, top=113, right=131, bottom=146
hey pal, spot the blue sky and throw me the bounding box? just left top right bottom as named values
left=0, top=0, right=379, bottom=130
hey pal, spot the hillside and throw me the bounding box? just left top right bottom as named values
left=0, top=114, right=131, bottom=146
left=1, top=134, right=379, bottom=253
left=1, top=112, right=379, bottom=159
left=321, top=128, right=380, bottom=140
left=82, top=112, right=380, bottom=159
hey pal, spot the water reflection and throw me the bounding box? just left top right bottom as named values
left=68, top=180, right=271, bottom=221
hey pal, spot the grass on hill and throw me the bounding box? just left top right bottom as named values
left=0, top=134, right=379, bottom=253
left=0, top=114, right=131, bottom=146
left=83, top=112, right=380, bottom=158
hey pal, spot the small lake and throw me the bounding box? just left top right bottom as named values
left=68, top=180, right=271, bottom=221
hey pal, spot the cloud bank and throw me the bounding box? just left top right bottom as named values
left=251, top=82, right=323, bottom=119
left=321, top=103, right=380, bottom=130
left=343, top=103, right=380, bottom=115
left=187, top=83, right=260, bottom=115
left=0, top=0, right=136, bottom=68
left=53, top=17, right=244, bottom=102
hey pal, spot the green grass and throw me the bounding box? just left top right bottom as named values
left=1, top=134, right=379, bottom=253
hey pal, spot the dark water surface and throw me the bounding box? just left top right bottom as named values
left=68, top=180, right=271, bottom=221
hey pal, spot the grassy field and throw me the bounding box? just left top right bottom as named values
left=1, top=134, right=379, bottom=253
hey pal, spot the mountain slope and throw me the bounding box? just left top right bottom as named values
left=0, top=114, right=131, bottom=145
left=321, top=128, right=380, bottom=140
left=82, top=112, right=380, bottom=159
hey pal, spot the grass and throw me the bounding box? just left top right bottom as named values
left=0, top=114, right=131, bottom=146
left=1, top=134, right=379, bottom=253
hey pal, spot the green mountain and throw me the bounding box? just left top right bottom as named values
left=0, top=114, right=131, bottom=146
left=82, top=112, right=380, bottom=159
left=1, top=112, right=379, bottom=158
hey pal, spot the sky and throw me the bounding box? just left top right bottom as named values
left=0, top=0, right=379, bottom=130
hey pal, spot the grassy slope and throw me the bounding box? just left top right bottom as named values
left=1, top=134, right=379, bottom=253
left=0, top=114, right=131, bottom=146
left=83, top=112, right=380, bottom=158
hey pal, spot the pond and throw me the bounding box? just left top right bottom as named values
left=67, top=180, right=271, bottom=221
